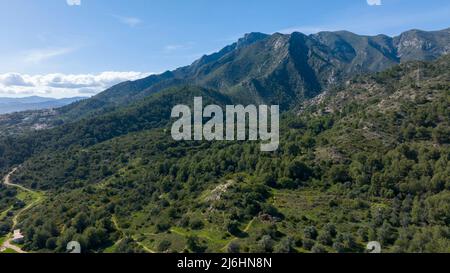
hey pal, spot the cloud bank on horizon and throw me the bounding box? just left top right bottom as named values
left=0, top=71, right=152, bottom=98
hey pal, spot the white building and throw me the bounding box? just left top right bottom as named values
left=12, top=229, right=24, bottom=244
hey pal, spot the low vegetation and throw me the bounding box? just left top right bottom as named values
left=0, top=55, right=448, bottom=253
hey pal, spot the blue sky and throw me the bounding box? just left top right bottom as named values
left=0, top=0, right=449, bottom=98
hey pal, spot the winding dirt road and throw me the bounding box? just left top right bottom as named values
left=111, top=215, right=155, bottom=253
left=0, top=168, right=42, bottom=253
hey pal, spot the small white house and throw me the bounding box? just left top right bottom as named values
left=12, top=229, right=24, bottom=244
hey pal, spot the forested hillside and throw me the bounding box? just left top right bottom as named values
left=0, top=55, right=448, bottom=253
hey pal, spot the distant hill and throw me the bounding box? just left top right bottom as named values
left=0, top=96, right=87, bottom=114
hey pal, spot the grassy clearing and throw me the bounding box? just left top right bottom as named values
left=103, top=241, right=120, bottom=253
left=12, top=188, right=45, bottom=228
left=137, top=232, right=185, bottom=253
left=2, top=248, right=18, bottom=254
left=0, top=236, right=6, bottom=246
left=0, top=205, right=13, bottom=221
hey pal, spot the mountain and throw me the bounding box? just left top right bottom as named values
left=0, top=54, right=448, bottom=253
left=60, top=28, right=450, bottom=120
left=0, top=96, right=87, bottom=115
left=0, top=28, right=448, bottom=254
left=395, top=28, right=450, bottom=61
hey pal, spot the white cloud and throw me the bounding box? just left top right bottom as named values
left=367, top=0, right=382, bottom=6
left=163, top=42, right=195, bottom=53
left=114, top=15, right=142, bottom=27
left=0, top=71, right=152, bottom=98
left=67, top=0, right=81, bottom=6
left=164, top=45, right=184, bottom=52
left=23, top=47, right=76, bottom=64
left=0, top=73, right=33, bottom=87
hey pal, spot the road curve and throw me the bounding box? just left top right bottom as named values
left=0, top=168, right=33, bottom=254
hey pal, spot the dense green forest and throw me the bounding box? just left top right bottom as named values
left=0, top=55, right=449, bottom=253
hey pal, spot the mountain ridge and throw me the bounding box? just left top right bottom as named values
left=0, top=96, right=87, bottom=115
left=59, top=27, right=450, bottom=120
